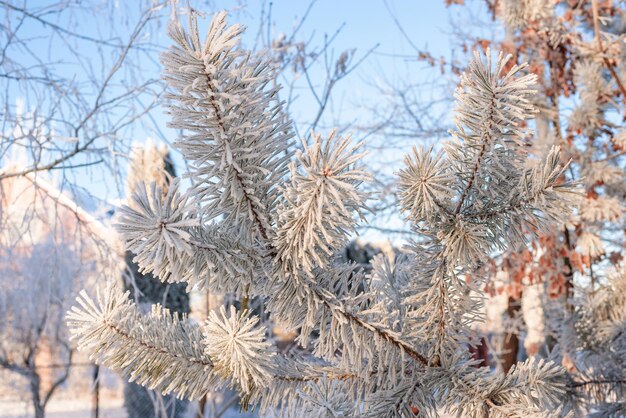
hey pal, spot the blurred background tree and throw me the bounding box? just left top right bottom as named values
left=122, top=140, right=189, bottom=417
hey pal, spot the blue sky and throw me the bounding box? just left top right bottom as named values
left=228, top=0, right=461, bottom=128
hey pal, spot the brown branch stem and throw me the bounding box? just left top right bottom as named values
left=591, top=0, right=626, bottom=104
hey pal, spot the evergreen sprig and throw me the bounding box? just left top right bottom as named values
left=68, top=11, right=581, bottom=417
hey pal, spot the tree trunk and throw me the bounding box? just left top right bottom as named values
left=30, top=372, right=44, bottom=418
left=123, top=151, right=191, bottom=418
left=501, top=296, right=521, bottom=373
left=92, top=365, right=100, bottom=418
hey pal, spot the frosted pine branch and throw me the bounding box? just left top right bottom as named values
left=67, top=284, right=219, bottom=400
left=67, top=11, right=583, bottom=417
left=162, top=10, right=293, bottom=237
left=275, top=131, right=370, bottom=275
left=397, top=50, right=575, bottom=365
left=115, top=181, right=198, bottom=273
left=117, top=181, right=263, bottom=293
left=68, top=283, right=355, bottom=406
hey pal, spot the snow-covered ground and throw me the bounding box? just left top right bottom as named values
left=0, top=399, right=254, bottom=418
left=0, top=398, right=125, bottom=418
